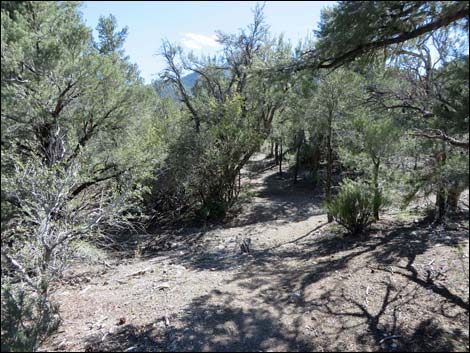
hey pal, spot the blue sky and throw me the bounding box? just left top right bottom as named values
left=81, top=1, right=336, bottom=83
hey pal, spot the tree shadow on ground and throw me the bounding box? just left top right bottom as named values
left=400, top=318, right=467, bottom=352
left=79, top=214, right=469, bottom=352
left=309, top=280, right=467, bottom=352
left=163, top=214, right=467, bottom=280
left=95, top=159, right=326, bottom=259
left=230, top=170, right=325, bottom=228
left=84, top=289, right=315, bottom=352
left=83, top=272, right=468, bottom=352
left=243, top=157, right=277, bottom=177
left=162, top=215, right=469, bottom=318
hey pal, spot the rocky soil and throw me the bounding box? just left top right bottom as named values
left=40, top=155, right=469, bottom=352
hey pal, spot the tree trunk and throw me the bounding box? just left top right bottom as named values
left=274, top=142, right=279, bottom=165
left=372, top=160, right=380, bottom=221
left=326, top=110, right=333, bottom=222
left=294, top=143, right=301, bottom=184
left=311, top=139, right=321, bottom=186
left=279, top=141, right=283, bottom=175
left=35, top=122, right=66, bottom=167
left=435, top=144, right=447, bottom=222
left=268, top=140, right=274, bottom=158
left=447, top=187, right=462, bottom=212
left=436, top=185, right=447, bottom=221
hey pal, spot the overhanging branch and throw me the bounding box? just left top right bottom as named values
left=275, top=4, right=469, bottom=74
left=410, top=129, right=469, bottom=149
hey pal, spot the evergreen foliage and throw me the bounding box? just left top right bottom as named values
left=1, top=1, right=468, bottom=350
left=326, top=178, right=382, bottom=236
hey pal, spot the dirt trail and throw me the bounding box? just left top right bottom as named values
left=41, top=155, right=469, bottom=352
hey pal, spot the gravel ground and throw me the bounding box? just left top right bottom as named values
left=40, top=156, right=469, bottom=352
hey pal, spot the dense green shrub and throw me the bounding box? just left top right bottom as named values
left=1, top=284, right=59, bottom=352
left=327, top=178, right=382, bottom=235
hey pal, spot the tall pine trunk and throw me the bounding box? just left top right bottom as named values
left=326, top=110, right=333, bottom=222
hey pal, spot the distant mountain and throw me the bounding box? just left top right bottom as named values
left=154, top=72, right=199, bottom=100
left=181, top=72, right=199, bottom=90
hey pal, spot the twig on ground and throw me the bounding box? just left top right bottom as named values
left=379, top=335, right=401, bottom=344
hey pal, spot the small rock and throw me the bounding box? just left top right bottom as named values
left=240, top=238, right=251, bottom=253
left=173, top=264, right=186, bottom=271
left=169, top=341, right=179, bottom=350
left=57, top=340, right=68, bottom=349
left=446, top=223, right=459, bottom=231
left=288, top=292, right=302, bottom=303
left=156, top=282, right=170, bottom=290
left=155, top=321, right=165, bottom=328
left=204, top=310, right=212, bottom=319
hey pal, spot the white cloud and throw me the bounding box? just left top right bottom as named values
left=182, top=33, right=220, bottom=50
